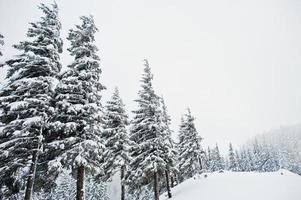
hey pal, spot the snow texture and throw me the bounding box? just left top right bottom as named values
left=161, top=170, right=301, bottom=200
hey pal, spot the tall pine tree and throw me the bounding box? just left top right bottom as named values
left=0, top=3, right=62, bottom=199
left=45, top=15, right=105, bottom=200
left=177, top=109, right=203, bottom=182
left=160, top=97, right=177, bottom=198
left=126, top=59, right=166, bottom=200
left=102, top=88, right=131, bottom=200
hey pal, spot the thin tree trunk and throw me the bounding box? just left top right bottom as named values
left=77, top=165, right=85, bottom=200
left=154, top=171, right=160, bottom=200
left=165, top=170, right=172, bottom=198
left=170, top=175, right=174, bottom=188
left=24, top=149, right=39, bottom=200
left=198, top=156, right=203, bottom=172
left=120, top=165, right=125, bottom=200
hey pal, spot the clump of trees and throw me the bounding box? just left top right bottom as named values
left=1, top=2, right=299, bottom=200
left=0, top=2, right=202, bottom=200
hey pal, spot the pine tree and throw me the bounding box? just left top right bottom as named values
left=201, top=148, right=210, bottom=172
left=238, top=148, right=249, bottom=171
left=102, top=88, right=131, bottom=200
left=228, top=143, right=237, bottom=171
left=126, top=59, right=166, bottom=200
left=210, top=144, right=224, bottom=172
left=0, top=3, right=62, bottom=199
left=177, top=109, right=203, bottom=182
left=160, top=97, right=176, bottom=198
left=234, top=150, right=242, bottom=171
left=246, top=148, right=255, bottom=171
left=45, top=15, right=105, bottom=200
left=206, top=147, right=213, bottom=172
left=252, top=139, right=265, bottom=171
left=0, top=33, right=4, bottom=66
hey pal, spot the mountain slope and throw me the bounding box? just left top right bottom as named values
left=161, top=170, right=301, bottom=200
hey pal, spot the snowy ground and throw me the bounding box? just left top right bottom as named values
left=161, top=169, right=301, bottom=200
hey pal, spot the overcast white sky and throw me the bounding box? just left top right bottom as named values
left=1, top=0, right=301, bottom=152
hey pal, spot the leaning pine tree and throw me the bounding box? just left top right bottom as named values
left=101, top=88, right=132, bottom=200
left=126, top=60, right=166, bottom=200
left=0, top=3, right=62, bottom=199
left=46, top=16, right=105, bottom=200
left=177, top=109, right=203, bottom=182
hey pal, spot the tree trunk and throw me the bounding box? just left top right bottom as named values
left=165, top=170, right=172, bottom=198
left=198, top=156, right=203, bottom=172
left=77, top=165, right=85, bottom=200
left=121, top=165, right=125, bottom=200
left=154, top=171, right=160, bottom=200
left=24, top=150, right=39, bottom=200
left=170, top=175, right=174, bottom=188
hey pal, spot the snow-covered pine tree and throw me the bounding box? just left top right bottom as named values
left=228, top=143, right=237, bottom=171
left=210, top=144, right=224, bottom=172
left=0, top=34, right=3, bottom=68
left=0, top=3, right=62, bottom=199
left=126, top=59, right=166, bottom=200
left=246, top=148, right=255, bottom=171
left=45, top=15, right=105, bottom=200
left=0, top=33, right=4, bottom=56
left=177, top=109, right=203, bottom=182
left=160, top=97, right=177, bottom=198
left=101, top=88, right=131, bottom=200
left=234, top=150, right=242, bottom=171
left=200, top=148, right=210, bottom=172
left=253, top=141, right=279, bottom=172
left=206, top=147, right=213, bottom=172
left=238, top=148, right=249, bottom=171
left=252, top=139, right=265, bottom=171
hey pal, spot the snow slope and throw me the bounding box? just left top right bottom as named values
left=161, top=170, right=301, bottom=200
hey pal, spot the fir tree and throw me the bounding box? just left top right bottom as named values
left=45, top=15, right=105, bottom=200
left=0, top=33, right=4, bottom=66
left=160, top=97, right=177, bottom=198
left=201, top=148, right=210, bottom=172
left=246, top=148, right=255, bottom=171
left=0, top=3, right=62, bottom=199
left=177, top=109, right=203, bottom=182
left=234, top=150, right=242, bottom=171
left=228, top=143, right=237, bottom=171
left=206, top=147, right=213, bottom=172
left=126, top=59, right=166, bottom=200
left=102, top=88, right=131, bottom=200
left=210, top=144, right=224, bottom=172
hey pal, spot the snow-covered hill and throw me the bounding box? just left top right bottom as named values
left=161, top=170, right=301, bottom=200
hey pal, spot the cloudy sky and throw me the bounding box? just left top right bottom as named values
left=1, top=0, right=301, bottom=152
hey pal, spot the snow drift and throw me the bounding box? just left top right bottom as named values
left=161, top=170, right=301, bottom=200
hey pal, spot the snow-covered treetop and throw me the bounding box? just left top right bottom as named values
left=178, top=108, right=202, bottom=143
left=6, top=3, right=63, bottom=80
left=68, top=16, right=99, bottom=61
left=103, top=87, right=128, bottom=130
left=130, top=59, right=161, bottom=143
